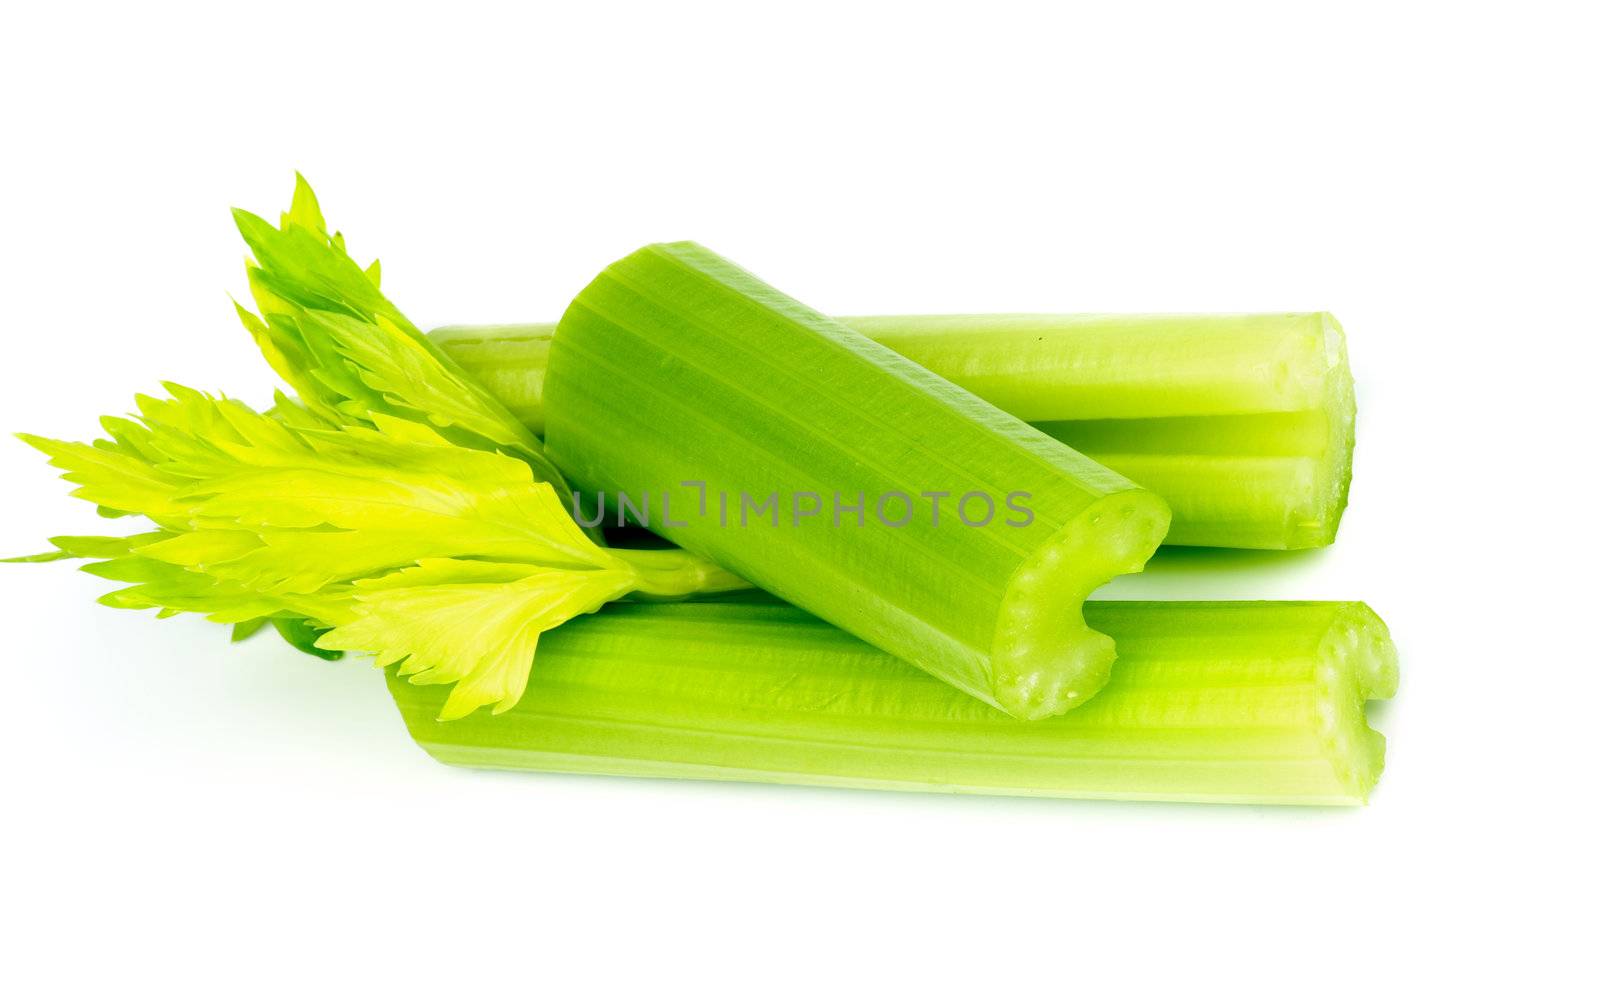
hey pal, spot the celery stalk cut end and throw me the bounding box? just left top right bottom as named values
left=1317, top=602, right=1398, bottom=799
left=991, top=488, right=1171, bottom=718
left=1290, top=311, right=1357, bottom=550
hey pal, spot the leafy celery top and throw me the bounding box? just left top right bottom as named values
left=11, top=177, right=742, bottom=719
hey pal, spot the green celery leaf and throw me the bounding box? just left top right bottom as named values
left=17, top=384, right=654, bottom=718
left=230, top=617, right=270, bottom=642
left=232, top=176, right=573, bottom=492
left=273, top=616, right=344, bottom=661
left=319, top=559, right=637, bottom=719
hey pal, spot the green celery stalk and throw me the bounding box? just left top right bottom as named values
left=432, top=312, right=1352, bottom=549
left=541, top=243, right=1170, bottom=721
left=389, top=597, right=1398, bottom=806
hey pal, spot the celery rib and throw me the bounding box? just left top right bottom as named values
left=388, top=598, right=1398, bottom=806
left=433, top=312, right=1353, bottom=549
left=540, top=244, right=1169, bottom=719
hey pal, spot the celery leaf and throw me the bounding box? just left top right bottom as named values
left=320, top=560, right=637, bottom=719
left=232, top=177, right=572, bottom=491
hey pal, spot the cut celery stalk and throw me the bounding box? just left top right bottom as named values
left=432, top=312, right=1352, bottom=549
left=541, top=244, right=1169, bottom=720
left=389, top=598, right=1398, bottom=806
left=431, top=323, right=559, bottom=431
left=859, top=314, right=1353, bottom=550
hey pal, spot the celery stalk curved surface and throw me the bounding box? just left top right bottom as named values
left=541, top=243, right=1169, bottom=719
left=389, top=598, right=1398, bottom=806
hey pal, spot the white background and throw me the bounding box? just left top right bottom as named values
left=2, top=2, right=1595, bottom=1004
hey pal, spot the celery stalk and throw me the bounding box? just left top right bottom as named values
left=542, top=243, right=1170, bottom=720
left=432, top=312, right=1352, bottom=549
left=860, top=313, right=1352, bottom=550
left=389, top=598, right=1398, bottom=806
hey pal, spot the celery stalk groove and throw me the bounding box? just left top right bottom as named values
left=434, top=312, right=1352, bottom=549
left=389, top=598, right=1398, bottom=806
left=542, top=243, right=1170, bottom=719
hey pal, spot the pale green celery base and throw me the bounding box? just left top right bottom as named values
left=389, top=599, right=1398, bottom=806
left=609, top=546, right=751, bottom=597
left=430, top=313, right=1355, bottom=550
